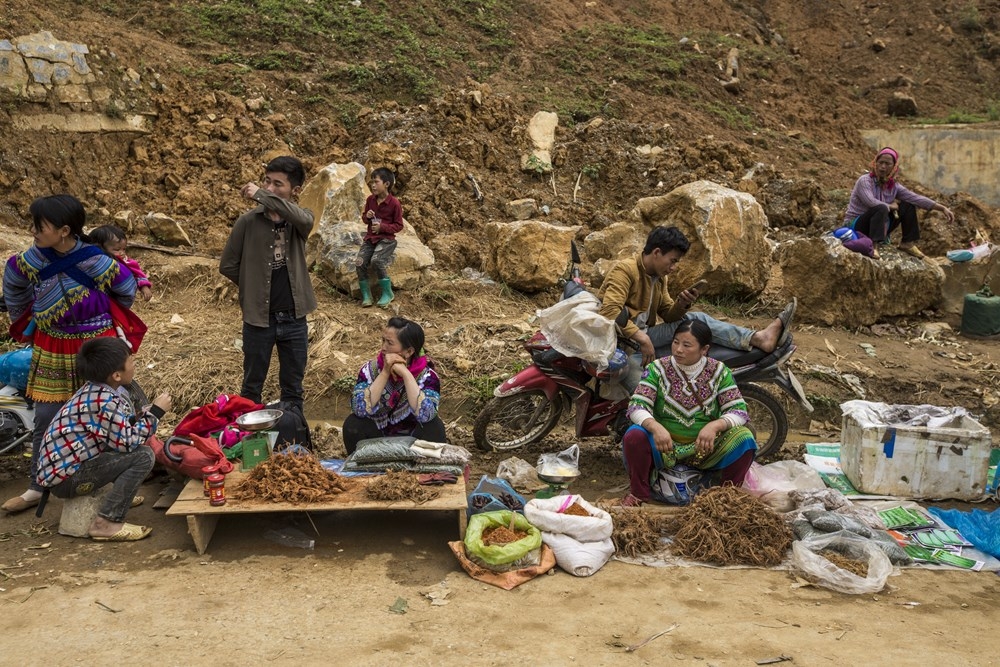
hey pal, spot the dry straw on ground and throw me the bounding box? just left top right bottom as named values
left=667, top=486, right=793, bottom=566
left=232, top=451, right=354, bottom=502
left=365, top=469, right=440, bottom=503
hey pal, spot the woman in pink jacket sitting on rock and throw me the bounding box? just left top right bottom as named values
left=843, top=147, right=954, bottom=260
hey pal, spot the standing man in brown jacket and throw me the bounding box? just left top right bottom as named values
left=220, top=156, right=317, bottom=410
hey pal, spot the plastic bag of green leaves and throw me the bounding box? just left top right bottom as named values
left=464, top=510, right=543, bottom=572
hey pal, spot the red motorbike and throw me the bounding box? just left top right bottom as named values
left=473, top=244, right=812, bottom=459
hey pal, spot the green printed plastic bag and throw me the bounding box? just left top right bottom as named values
left=464, top=510, right=542, bottom=568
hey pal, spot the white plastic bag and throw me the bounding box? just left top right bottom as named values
left=537, top=444, right=580, bottom=478
left=524, top=495, right=613, bottom=543
left=536, top=292, right=616, bottom=371
left=542, top=532, right=615, bottom=577
left=791, top=530, right=895, bottom=594
left=496, top=456, right=546, bottom=493
left=743, top=460, right=826, bottom=512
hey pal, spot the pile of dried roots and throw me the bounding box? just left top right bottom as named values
left=820, top=550, right=869, bottom=577
left=366, top=470, right=440, bottom=503
left=667, top=486, right=793, bottom=566
left=232, top=452, right=354, bottom=503
left=609, top=508, right=672, bottom=558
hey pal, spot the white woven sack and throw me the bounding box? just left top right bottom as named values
left=524, top=495, right=613, bottom=543
left=542, top=532, right=615, bottom=577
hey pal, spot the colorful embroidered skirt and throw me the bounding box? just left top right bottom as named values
left=629, top=424, right=758, bottom=472
left=27, top=328, right=116, bottom=403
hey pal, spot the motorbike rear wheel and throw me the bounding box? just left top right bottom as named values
left=740, top=383, right=788, bottom=461
left=473, top=391, right=564, bottom=451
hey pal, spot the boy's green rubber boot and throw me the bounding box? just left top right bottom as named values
left=359, top=280, right=374, bottom=307
left=376, top=278, right=394, bottom=308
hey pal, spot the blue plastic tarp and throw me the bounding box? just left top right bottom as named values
left=928, top=506, right=1000, bottom=559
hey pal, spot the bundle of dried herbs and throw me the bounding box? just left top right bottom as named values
left=608, top=508, right=671, bottom=558
left=232, top=452, right=354, bottom=503
left=366, top=470, right=441, bottom=503
left=668, top=486, right=793, bottom=566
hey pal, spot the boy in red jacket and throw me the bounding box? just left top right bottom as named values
left=356, top=167, right=403, bottom=307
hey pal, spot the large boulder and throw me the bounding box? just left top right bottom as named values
left=582, top=222, right=645, bottom=262
left=142, top=212, right=191, bottom=246
left=632, top=181, right=771, bottom=296
left=778, top=236, right=943, bottom=327
left=521, top=111, right=557, bottom=174
left=300, top=162, right=434, bottom=295
left=484, top=220, right=580, bottom=292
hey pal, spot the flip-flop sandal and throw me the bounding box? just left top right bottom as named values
left=131, top=495, right=144, bottom=508
left=776, top=297, right=797, bottom=347
left=902, top=246, right=926, bottom=259
left=90, top=523, right=152, bottom=542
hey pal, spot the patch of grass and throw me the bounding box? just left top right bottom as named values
left=916, top=109, right=992, bottom=124
left=104, top=102, right=124, bottom=119
left=463, top=373, right=504, bottom=404
left=528, top=23, right=713, bottom=123
left=946, top=110, right=989, bottom=123
left=581, top=163, right=602, bottom=179
left=211, top=50, right=305, bottom=72
left=523, top=154, right=551, bottom=177
left=77, top=0, right=519, bottom=103
left=546, top=24, right=700, bottom=90
left=702, top=293, right=759, bottom=319
left=330, top=375, right=357, bottom=394
left=330, top=100, right=361, bottom=129
left=958, top=3, right=983, bottom=32
left=700, top=101, right=756, bottom=131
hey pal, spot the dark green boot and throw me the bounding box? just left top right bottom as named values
left=376, top=278, right=394, bottom=307
left=359, top=280, right=374, bottom=307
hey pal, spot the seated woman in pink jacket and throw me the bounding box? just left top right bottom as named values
left=843, top=147, right=954, bottom=260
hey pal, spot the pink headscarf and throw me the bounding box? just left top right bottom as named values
left=869, top=147, right=900, bottom=189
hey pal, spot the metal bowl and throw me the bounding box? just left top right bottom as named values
left=235, top=409, right=283, bottom=431
left=537, top=469, right=580, bottom=485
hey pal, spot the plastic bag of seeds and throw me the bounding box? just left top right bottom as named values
left=467, top=475, right=527, bottom=517
left=464, top=510, right=543, bottom=572
left=791, top=530, right=895, bottom=594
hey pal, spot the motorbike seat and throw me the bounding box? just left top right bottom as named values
left=709, top=337, right=794, bottom=369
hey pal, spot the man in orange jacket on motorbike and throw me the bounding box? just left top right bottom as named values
left=598, top=226, right=796, bottom=392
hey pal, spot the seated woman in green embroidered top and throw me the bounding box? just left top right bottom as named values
left=621, top=319, right=757, bottom=507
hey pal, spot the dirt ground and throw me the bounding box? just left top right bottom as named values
left=2, top=275, right=999, bottom=666
left=1, top=474, right=998, bottom=667
left=3, top=1, right=1000, bottom=663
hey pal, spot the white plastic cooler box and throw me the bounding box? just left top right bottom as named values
left=840, top=401, right=992, bottom=500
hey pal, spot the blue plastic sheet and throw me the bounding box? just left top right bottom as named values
left=928, top=506, right=1000, bottom=558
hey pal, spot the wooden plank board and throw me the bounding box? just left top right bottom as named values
left=166, top=472, right=468, bottom=554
